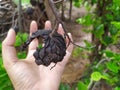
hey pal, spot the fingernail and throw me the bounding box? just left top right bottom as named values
left=7, top=29, right=16, bottom=37
left=5, top=29, right=16, bottom=44
left=31, top=20, right=37, bottom=28
left=31, top=20, right=37, bottom=24
left=45, top=20, right=52, bottom=30
left=68, top=33, right=71, bottom=36
left=46, top=20, right=51, bottom=24
left=67, top=33, right=73, bottom=41
left=59, top=23, right=62, bottom=28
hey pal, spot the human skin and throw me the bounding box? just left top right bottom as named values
left=2, top=20, right=73, bottom=90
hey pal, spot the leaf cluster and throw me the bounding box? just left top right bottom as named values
left=72, top=0, right=120, bottom=89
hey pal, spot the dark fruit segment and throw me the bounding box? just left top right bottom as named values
left=22, top=30, right=66, bottom=66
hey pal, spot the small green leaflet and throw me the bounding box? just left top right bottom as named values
left=91, top=72, right=102, bottom=81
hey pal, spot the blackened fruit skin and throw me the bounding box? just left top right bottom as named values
left=26, top=7, right=34, bottom=15
left=23, top=30, right=66, bottom=66
left=34, top=31, right=66, bottom=66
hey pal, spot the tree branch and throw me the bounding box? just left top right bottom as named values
left=18, top=0, right=22, bottom=31
left=48, top=0, right=96, bottom=49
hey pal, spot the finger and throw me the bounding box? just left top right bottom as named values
left=41, top=21, right=52, bottom=47
left=58, top=33, right=73, bottom=67
left=2, top=29, right=18, bottom=68
left=27, top=21, right=38, bottom=59
left=57, top=24, right=64, bottom=37
left=66, top=33, right=73, bottom=53
left=29, top=21, right=38, bottom=50
left=45, top=21, right=52, bottom=30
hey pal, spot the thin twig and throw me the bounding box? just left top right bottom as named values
left=69, top=0, right=72, bottom=21
left=18, top=0, right=22, bottom=31
left=12, top=10, right=18, bottom=27
left=0, top=32, right=8, bottom=37
left=87, top=58, right=110, bottom=90
left=54, top=0, right=62, bottom=4
left=88, top=79, right=94, bottom=90
left=95, top=58, right=110, bottom=68
left=48, top=0, right=96, bottom=49
left=61, top=0, right=65, bottom=20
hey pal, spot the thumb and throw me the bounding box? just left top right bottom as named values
left=3, top=29, right=16, bottom=45
left=2, top=29, right=18, bottom=68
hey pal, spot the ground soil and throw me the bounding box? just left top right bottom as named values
left=60, top=6, right=91, bottom=83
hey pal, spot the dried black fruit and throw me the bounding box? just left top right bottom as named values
left=26, top=7, right=34, bottom=15
left=22, top=30, right=66, bottom=67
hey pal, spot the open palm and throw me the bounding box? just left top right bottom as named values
left=2, top=21, right=73, bottom=90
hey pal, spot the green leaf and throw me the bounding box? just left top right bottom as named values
left=13, top=0, right=30, bottom=6
left=59, top=83, right=69, bottom=90
left=105, top=14, right=114, bottom=21
left=15, top=37, right=22, bottom=47
left=84, top=1, right=91, bottom=11
left=15, top=33, right=22, bottom=47
left=91, top=0, right=97, bottom=4
left=2, top=86, right=13, bottom=90
left=76, top=18, right=85, bottom=25
left=114, top=54, right=120, bottom=61
left=106, top=62, right=119, bottom=73
left=15, top=33, right=28, bottom=47
left=0, top=42, right=2, bottom=53
left=17, top=52, right=27, bottom=59
left=101, top=73, right=109, bottom=80
left=0, top=73, right=7, bottom=78
left=84, top=40, right=94, bottom=50
left=113, top=0, right=120, bottom=6
left=103, top=50, right=114, bottom=57
left=22, top=0, right=30, bottom=4
left=76, top=14, right=94, bottom=26
left=22, top=33, right=28, bottom=42
left=102, top=36, right=113, bottom=45
left=109, top=25, right=119, bottom=36
left=72, top=47, right=83, bottom=58
left=91, top=72, right=102, bottom=81
left=38, top=44, right=43, bottom=49
left=94, top=24, right=104, bottom=39
left=101, top=75, right=109, bottom=80
left=114, top=87, right=120, bottom=90
left=73, top=0, right=83, bottom=7
left=111, top=21, right=120, bottom=29
left=77, top=81, right=87, bottom=90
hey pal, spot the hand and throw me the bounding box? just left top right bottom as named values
left=2, top=21, right=73, bottom=90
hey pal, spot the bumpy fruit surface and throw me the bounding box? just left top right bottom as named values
left=22, top=30, right=66, bottom=66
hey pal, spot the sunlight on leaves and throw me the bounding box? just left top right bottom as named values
left=91, top=72, right=102, bottom=81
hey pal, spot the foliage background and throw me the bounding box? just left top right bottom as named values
left=0, top=0, right=120, bottom=90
